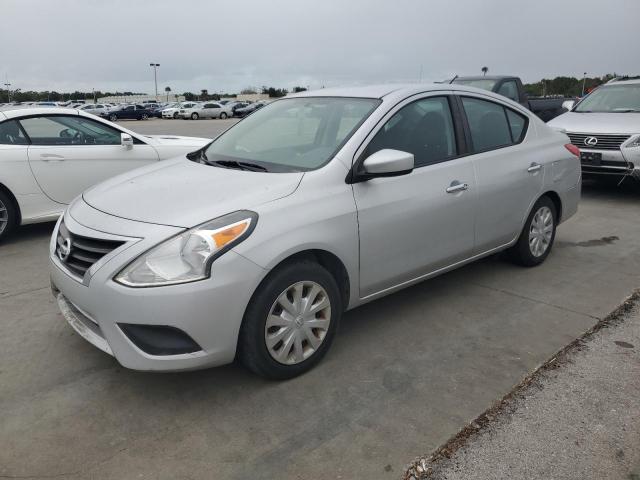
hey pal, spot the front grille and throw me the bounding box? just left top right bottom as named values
left=567, top=132, right=630, bottom=151
left=56, top=220, right=124, bottom=278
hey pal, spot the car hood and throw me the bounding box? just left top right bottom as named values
left=548, top=112, right=640, bottom=134
left=141, top=134, right=211, bottom=147
left=82, top=158, right=303, bottom=228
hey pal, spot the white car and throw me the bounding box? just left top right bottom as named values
left=0, top=107, right=211, bottom=240
left=162, top=102, right=199, bottom=119
left=180, top=102, right=233, bottom=120
left=78, top=104, right=111, bottom=115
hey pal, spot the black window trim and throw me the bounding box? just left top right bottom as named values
left=457, top=94, right=530, bottom=156
left=347, top=92, right=470, bottom=184
left=12, top=113, right=148, bottom=146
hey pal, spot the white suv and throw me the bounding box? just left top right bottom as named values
left=549, top=79, right=640, bottom=180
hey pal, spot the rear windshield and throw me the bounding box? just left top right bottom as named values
left=452, top=79, right=499, bottom=91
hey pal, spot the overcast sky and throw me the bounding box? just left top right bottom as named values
left=2, top=0, right=638, bottom=95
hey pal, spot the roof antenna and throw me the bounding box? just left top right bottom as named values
left=449, top=75, right=458, bottom=84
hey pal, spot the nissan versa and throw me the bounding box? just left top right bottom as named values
left=50, top=84, right=581, bottom=379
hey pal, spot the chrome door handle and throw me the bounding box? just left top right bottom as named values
left=527, top=163, right=542, bottom=173
left=40, top=154, right=65, bottom=161
left=446, top=182, right=469, bottom=194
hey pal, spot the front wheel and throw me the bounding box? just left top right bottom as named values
left=0, top=190, right=18, bottom=241
left=219, top=112, right=228, bottom=119
left=141, top=113, right=149, bottom=120
left=238, top=260, right=342, bottom=379
left=173, top=112, right=179, bottom=119
left=109, top=114, right=118, bottom=122
left=509, top=196, right=557, bottom=267
left=191, top=112, right=199, bottom=120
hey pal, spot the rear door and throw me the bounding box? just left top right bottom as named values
left=21, top=114, right=159, bottom=204
left=353, top=93, right=477, bottom=298
left=457, top=95, right=544, bottom=252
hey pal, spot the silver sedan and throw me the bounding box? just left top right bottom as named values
left=50, top=84, right=581, bottom=379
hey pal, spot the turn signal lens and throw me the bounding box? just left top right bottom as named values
left=565, top=144, right=580, bottom=157
left=211, top=223, right=250, bottom=248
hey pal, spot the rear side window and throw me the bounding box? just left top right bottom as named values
left=0, top=120, right=28, bottom=145
left=365, top=96, right=457, bottom=168
left=461, top=97, right=527, bottom=152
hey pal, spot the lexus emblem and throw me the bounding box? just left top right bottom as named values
left=584, top=136, right=598, bottom=146
left=58, top=237, right=72, bottom=262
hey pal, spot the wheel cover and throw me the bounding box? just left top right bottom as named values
left=265, top=281, right=331, bottom=365
left=529, top=206, right=554, bottom=257
left=0, top=198, right=8, bottom=235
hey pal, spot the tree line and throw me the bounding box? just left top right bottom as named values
left=523, top=74, right=638, bottom=97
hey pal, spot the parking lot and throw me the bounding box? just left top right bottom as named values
left=1, top=117, right=639, bottom=479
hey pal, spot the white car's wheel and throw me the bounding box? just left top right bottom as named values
left=220, top=112, right=228, bottom=119
left=0, top=190, right=18, bottom=241
left=191, top=112, right=199, bottom=120
left=173, top=112, right=179, bottom=119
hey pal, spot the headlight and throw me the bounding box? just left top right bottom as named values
left=625, top=135, right=640, bottom=148
left=115, top=211, right=257, bottom=287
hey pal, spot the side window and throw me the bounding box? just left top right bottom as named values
left=0, top=120, right=28, bottom=145
left=20, top=115, right=122, bottom=145
left=497, top=81, right=519, bottom=102
left=461, top=97, right=513, bottom=152
left=124, top=106, right=135, bottom=111
left=365, top=96, right=457, bottom=168
left=506, top=109, right=527, bottom=143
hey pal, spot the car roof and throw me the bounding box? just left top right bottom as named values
left=0, top=107, right=81, bottom=119
left=603, top=79, right=640, bottom=86
left=286, top=83, right=518, bottom=100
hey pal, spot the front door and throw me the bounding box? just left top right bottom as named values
left=352, top=94, right=477, bottom=298
left=21, top=114, right=159, bottom=204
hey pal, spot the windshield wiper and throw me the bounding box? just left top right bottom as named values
left=211, top=159, right=269, bottom=172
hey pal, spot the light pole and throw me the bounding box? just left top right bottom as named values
left=149, top=63, right=160, bottom=100
left=3, top=76, right=11, bottom=102
left=581, top=72, right=587, bottom=97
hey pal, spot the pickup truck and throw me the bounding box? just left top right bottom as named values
left=451, top=76, right=574, bottom=122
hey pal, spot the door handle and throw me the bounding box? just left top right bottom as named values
left=527, top=163, right=542, bottom=173
left=446, top=181, right=469, bottom=194
left=40, top=154, right=65, bottom=161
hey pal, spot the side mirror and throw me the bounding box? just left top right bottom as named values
left=362, top=149, right=414, bottom=176
left=121, top=133, right=134, bottom=149
left=562, top=100, right=576, bottom=111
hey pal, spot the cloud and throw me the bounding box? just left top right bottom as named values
left=2, top=0, right=638, bottom=94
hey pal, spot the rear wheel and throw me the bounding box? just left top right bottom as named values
left=238, top=260, right=342, bottom=379
left=191, top=112, right=199, bottom=120
left=509, top=196, right=557, bottom=267
left=0, top=190, right=18, bottom=241
left=109, top=114, right=118, bottom=122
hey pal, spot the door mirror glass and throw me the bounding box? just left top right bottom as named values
left=362, top=149, right=414, bottom=176
left=121, top=133, right=134, bottom=149
left=562, top=100, right=576, bottom=111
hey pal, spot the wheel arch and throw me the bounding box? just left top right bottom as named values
left=541, top=190, right=563, bottom=222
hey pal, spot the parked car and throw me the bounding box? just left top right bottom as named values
left=180, top=102, right=233, bottom=120
left=548, top=79, right=640, bottom=180
left=162, top=102, right=199, bottom=119
left=146, top=104, right=166, bottom=118
left=100, top=104, right=153, bottom=121
left=0, top=107, right=211, bottom=240
left=451, top=76, right=575, bottom=122
left=234, top=102, right=264, bottom=117
left=50, top=84, right=580, bottom=379
left=78, top=104, right=111, bottom=115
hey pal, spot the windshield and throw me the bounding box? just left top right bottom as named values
left=574, top=84, right=640, bottom=112
left=202, top=97, right=380, bottom=172
left=452, top=79, right=498, bottom=91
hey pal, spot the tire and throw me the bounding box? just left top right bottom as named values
left=508, top=196, right=557, bottom=267
left=141, top=113, right=149, bottom=120
left=238, top=260, right=342, bottom=380
left=109, top=114, right=118, bottom=122
left=219, top=112, right=228, bottom=119
left=191, top=113, right=199, bottom=120
left=173, top=112, right=179, bottom=119
left=0, top=189, right=18, bottom=242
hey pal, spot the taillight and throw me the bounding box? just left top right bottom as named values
left=565, top=144, right=580, bottom=157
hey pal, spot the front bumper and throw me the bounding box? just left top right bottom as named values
left=580, top=148, right=640, bottom=178
left=50, top=200, right=267, bottom=371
